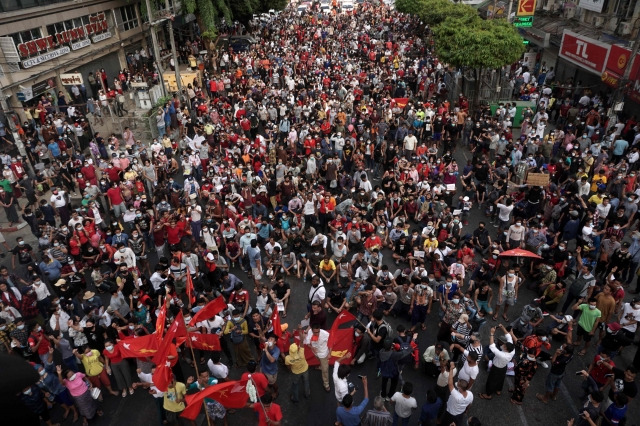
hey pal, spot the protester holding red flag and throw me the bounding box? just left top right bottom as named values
left=190, top=295, right=227, bottom=326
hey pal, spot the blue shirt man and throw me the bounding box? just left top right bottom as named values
left=336, top=393, right=370, bottom=426
left=260, top=336, right=280, bottom=377
left=48, top=141, right=61, bottom=158
left=613, top=138, right=629, bottom=156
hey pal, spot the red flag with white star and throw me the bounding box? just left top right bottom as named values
left=270, top=306, right=282, bottom=337
left=117, top=334, right=159, bottom=358
left=186, top=332, right=221, bottom=351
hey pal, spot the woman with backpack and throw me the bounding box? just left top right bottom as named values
left=223, top=309, right=254, bottom=367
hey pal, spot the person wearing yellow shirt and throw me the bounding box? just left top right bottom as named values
left=284, top=341, right=310, bottom=402
left=319, top=255, right=337, bottom=285
left=424, top=236, right=439, bottom=253
left=583, top=152, right=595, bottom=173
left=588, top=192, right=604, bottom=206
left=73, top=346, right=119, bottom=396
left=123, top=169, right=138, bottom=182
left=163, top=376, right=186, bottom=422
left=590, top=170, right=607, bottom=192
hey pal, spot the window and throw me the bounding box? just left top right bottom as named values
left=119, top=5, right=139, bottom=31
left=10, top=28, right=43, bottom=47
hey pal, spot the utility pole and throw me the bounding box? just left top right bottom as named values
left=507, top=0, right=514, bottom=23
left=145, top=0, right=167, bottom=97
left=165, top=0, right=183, bottom=97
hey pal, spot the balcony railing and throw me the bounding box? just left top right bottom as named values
left=0, top=0, right=82, bottom=13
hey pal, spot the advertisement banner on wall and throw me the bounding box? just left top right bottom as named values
left=60, top=73, right=83, bottom=85
left=559, top=30, right=610, bottom=75
left=602, top=44, right=632, bottom=87
left=516, top=0, right=536, bottom=16
left=578, top=0, right=605, bottom=13
left=626, top=54, right=640, bottom=104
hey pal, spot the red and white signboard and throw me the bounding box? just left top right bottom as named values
left=602, top=44, right=632, bottom=87
left=559, top=30, right=610, bottom=75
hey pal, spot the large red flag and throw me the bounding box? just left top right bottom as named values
left=189, top=296, right=227, bottom=326
left=151, top=360, right=173, bottom=392
left=152, top=311, right=185, bottom=365
left=117, top=334, right=159, bottom=358
left=180, top=380, right=249, bottom=420
left=303, top=310, right=358, bottom=367
left=392, top=97, right=409, bottom=108
left=155, top=300, right=167, bottom=341
left=270, top=306, right=282, bottom=337
left=186, top=332, right=221, bottom=351
left=186, top=273, right=196, bottom=305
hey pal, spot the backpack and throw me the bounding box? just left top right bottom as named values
left=230, top=318, right=246, bottom=344
left=376, top=320, right=393, bottom=340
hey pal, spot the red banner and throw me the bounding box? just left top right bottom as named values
left=559, top=30, right=610, bottom=74
left=186, top=332, right=221, bottom=351
left=117, top=334, right=159, bottom=358
left=181, top=380, right=249, bottom=420
left=302, top=311, right=360, bottom=367
left=190, top=296, right=227, bottom=326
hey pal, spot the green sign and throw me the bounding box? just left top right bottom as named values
left=513, top=16, right=534, bottom=28
left=523, top=40, right=530, bottom=45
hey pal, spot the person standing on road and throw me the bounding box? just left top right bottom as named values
left=304, top=323, right=331, bottom=392
left=536, top=343, right=574, bottom=403
left=478, top=325, right=515, bottom=400
left=284, top=341, right=310, bottom=403
left=440, top=361, right=473, bottom=426
left=336, top=376, right=370, bottom=426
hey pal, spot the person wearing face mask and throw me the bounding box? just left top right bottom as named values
left=223, top=308, right=253, bottom=367
left=606, top=241, right=632, bottom=280
left=509, top=348, right=539, bottom=405
left=506, top=220, right=526, bottom=249
left=19, top=382, right=58, bottom=426
left=573, top=297, right=602, bottom=356
left=494, top=267, right=520, bottom=322
left=58, top=365, right=103, bottom=424
left=596, top=234, right=621, bottom=277
left=437, top=294, right=466, bottom=343
left=102, top=338, right=134, bottom=398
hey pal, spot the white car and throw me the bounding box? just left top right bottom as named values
left=297, top=4, right=308, bottom=14
left=341, top=1, right=354, bottom=12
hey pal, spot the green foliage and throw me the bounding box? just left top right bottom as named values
left=433, top=16, right=525, bottom=70
left=395, top=0, right=428, bottom=15
left=420, top=0, right=477, bottom=26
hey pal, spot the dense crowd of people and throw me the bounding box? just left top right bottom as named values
left=1, top=1, right=640, bottom=426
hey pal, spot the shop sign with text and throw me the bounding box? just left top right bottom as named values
left=16, top=12, right=110, bottom=68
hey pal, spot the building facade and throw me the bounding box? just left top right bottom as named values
left=0, top=0, right=150, bottom=138
left=519, top=0, right=640, bottom=111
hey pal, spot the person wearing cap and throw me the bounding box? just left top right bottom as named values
left=478, top=324, right=516, bottom=400
left=285, top=334, right=310, bottom=403
left=598, top=322, right=633, bottom=358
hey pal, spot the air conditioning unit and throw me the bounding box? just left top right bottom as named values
left=593, top=16, right=605, bottom=27
left=620, top=21, right=633, bottom=35
left=607, top=17, right=619, bottom=31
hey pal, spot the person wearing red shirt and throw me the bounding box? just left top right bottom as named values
left=105, top=163, right=121, bottom=183
left=582, top=353, right=615, bottom=395
left=317, top=193, right=336, bottom=232
left=81, top=162, right=98, bottom=185
left=102, top=339, right=135, bottom=397
left=250, top=393, right=282, bottom=426
left=28, top=323, right=51, bottom=363
left=106, top=183, right=126, bottom=217
left=241, top=361, right=269, bottom=398
left=9, top=158, right=26, bottom=180
left=166, top=221, right=183, bottom=248
left=364, top=234, right=382, bottom=252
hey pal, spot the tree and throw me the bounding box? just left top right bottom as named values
left=433, top=15, right=525, bottom=105
left=395, top=0, right=428, bottom=16
left=418, top=0, right=477, bottom=27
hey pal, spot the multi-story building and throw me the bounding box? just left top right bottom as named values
left=0, top=0, right=197, bottom=145
left=519, top=0, right=640, bottom=110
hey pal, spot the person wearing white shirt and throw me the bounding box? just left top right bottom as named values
left=49, top=304, right=70, bottom=333
left=457, top=351, right=479, bottom=390
left=333, top=360, right=350, bottom=402
left=441, top=360, right=474, bottom=425
left=304, top=325, right=331, bottom=392
left=207, top=352, right=229, bottom=380
left=150, top=269, right=167, bottom=294
left=113, top=245, right=137, bottom=268
left=478, top=324, right=515, bottom=399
